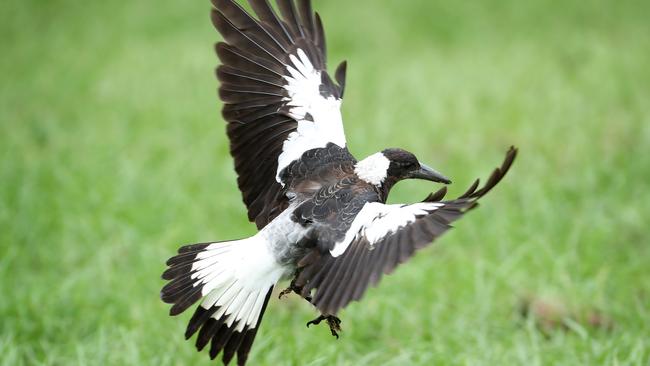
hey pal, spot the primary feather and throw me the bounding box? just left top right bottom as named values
left=161, top=1, right=517, bottom=365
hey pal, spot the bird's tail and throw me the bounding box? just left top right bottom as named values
left=161, top=234, right=284, bottom=365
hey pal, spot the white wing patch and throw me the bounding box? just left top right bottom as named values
left=330, top=202, right=444, bottom=257
left=276, top=49, right=346, bottom=183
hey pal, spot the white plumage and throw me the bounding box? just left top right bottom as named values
left=190, top=234, right=285, bottom=332
left=330, top=201, right=444, bottom=257
left=276, top=49, right=347, bottom=183
left=353, top=152, right=391, bottom=186
left=161, top=1, right=517, bottom=363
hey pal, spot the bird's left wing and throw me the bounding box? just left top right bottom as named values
left=212, top=0, right=348, bottom=228
left=294, top=147, right=517, bottom=315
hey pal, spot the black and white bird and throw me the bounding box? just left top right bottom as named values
left=161, top=0, right=517, bottom=365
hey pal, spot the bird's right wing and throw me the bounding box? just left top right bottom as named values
left=294, top=147, right=518, bottom=315
left=212, top=0, right=349, bottom=228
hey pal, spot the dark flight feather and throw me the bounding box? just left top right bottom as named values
left=212, top=0, right=347, bottom=229
left=296, top=147, right=518, bottom=315
left=164, top=1, right=517, bottom=365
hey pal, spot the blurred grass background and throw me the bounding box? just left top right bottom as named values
left=1, top=0, right=649, bottom=364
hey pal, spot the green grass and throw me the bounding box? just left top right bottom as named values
left=2, top=0, right=650, bottom=364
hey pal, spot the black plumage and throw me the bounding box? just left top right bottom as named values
left=212, top=0, right=345, bottom=229
left=161, top=1, right=517, bottom=365
left=294, top=147, right=517, bottom=315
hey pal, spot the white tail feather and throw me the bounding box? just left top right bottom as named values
left=189, top=234, right=285, bottom=329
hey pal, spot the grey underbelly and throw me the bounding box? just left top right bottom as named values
left=260, top=202, right=313, bottom=269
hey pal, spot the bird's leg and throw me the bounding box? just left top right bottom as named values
left=306, top=314, right=342, bottom=339
left=278, top=278, right=302, bottom=299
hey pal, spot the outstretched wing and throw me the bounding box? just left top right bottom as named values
left=294, top=147, right=517, bottom=315
left=212, top=0, right=348, bottom=228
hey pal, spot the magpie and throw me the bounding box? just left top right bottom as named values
left=160, top=1, right=518, bottom=364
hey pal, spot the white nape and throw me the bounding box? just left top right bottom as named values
left=276, top=49, right=346, bottom=184
left=354, top=152, right=391, bottom=186
left=330, top=201, right=443, bottom=257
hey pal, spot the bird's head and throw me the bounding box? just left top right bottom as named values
left=354, top=148, right=451, bottom=194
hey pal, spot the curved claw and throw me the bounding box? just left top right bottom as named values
left=306, top=315, right=342, bottom=339
left=306, top=315, right=325, bottom=328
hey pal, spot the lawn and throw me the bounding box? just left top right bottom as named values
left=1, top=0, right=649, bottom=365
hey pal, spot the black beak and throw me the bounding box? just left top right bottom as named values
left=409, top=163, right=452, bottom=184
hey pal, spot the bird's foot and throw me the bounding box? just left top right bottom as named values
left=279, top=279, right=305, bottom=299
left=306, top=315, right=342, bottom=339
left=278, top=287, right=293, bottom=299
